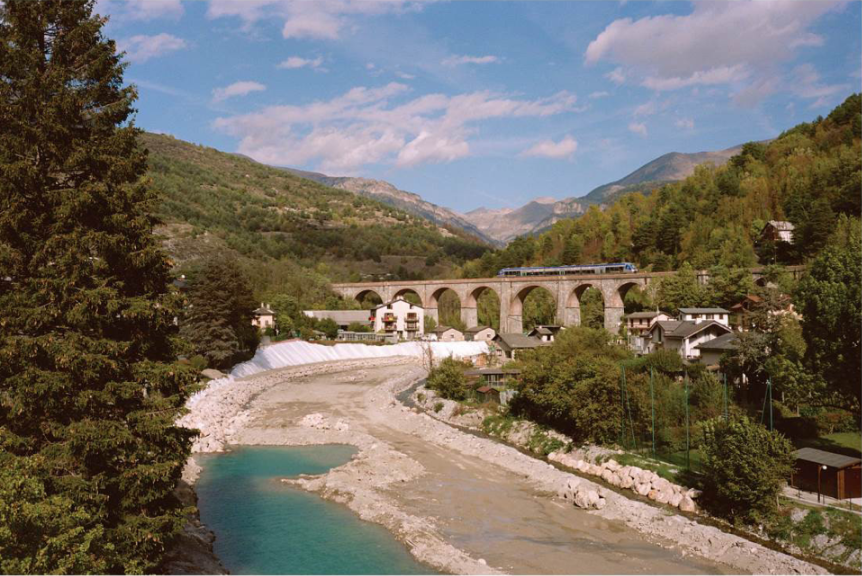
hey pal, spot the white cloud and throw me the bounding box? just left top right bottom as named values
left=521, top=135, right=578, bottom=159
left=585, top=1, right=841, bottom=101
left=790, top=63, right=851, bottom=103
left=213, top=83, right=580, bottom=172
left=642, top=65, right=749, bottom=92
left=277, top=56, right=325, bottom=70
left=395, top=71, right=416, bottom=80
left=605, top=67, right=625, bottom=85
left=675, top=118, right=695, bottom=130
left=441, top=54, right=499, bottom=67
left=633, top=100, right=657, bottom=117
left=589, top=91, right=609, bottom=99
left=212, top=81, right=267, bottom=103
left=97, top=0, right=183, bottom=21
left=628, top=122, right=648, bottom=137
left=207, top=0, right=428, bottom=40
left=117, top=33, right=186, bottom=63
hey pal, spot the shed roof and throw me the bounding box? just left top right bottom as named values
left=254, top=305, right=274, bottom=315
left=304, top=310, right=371, bottom=325
left=695, top=332, right=739, bottom=351
left=465, top=368, right=521, bottom=376
left=465, top=325, right=493, bottom=334
left=432, top=325, right=462, bottom=335
left=650, top=320, right=731, bottom=340
left=764, top=220, right=795, bottom=232
left=626, top=311, right=662, bottom=319
left=795, top=448, right=861, bottom=469
left=477, top=385, right=495, bottom=394
left=494, top=333, right=546, bottom=349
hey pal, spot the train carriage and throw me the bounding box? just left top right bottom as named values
left=497, top=262, right=638, bottom=277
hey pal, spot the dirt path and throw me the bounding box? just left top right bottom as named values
left=226, top=363, right=731, bottom=575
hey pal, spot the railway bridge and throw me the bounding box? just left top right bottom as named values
left=330, top=266, right=804, bottom=333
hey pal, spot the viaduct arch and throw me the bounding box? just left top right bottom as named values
left=332, top=266, right=805, bottom=333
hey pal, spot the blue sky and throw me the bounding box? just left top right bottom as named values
left=99, top=0, right=862, bottom=213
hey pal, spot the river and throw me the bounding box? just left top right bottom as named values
left=195, top=445, right=434, bottom=575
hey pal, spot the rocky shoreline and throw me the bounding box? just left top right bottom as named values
left=171, top=357, right=829, bottom=575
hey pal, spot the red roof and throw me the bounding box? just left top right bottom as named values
left=477, top=386, right=494, bottom=393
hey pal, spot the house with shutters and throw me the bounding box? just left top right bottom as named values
left=369, top=297, right=424, bottom=340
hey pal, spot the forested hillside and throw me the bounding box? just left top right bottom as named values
left=142, top=133, right=490, bottom=302
left=462, top=94, right=861, bottom=277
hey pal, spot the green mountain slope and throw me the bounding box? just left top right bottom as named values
left=461, top=94, right=861, bottom=277
left=142, top=133, right=490, bottom=298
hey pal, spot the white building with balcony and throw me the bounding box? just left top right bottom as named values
left=370, top=297, right=424, bottom=340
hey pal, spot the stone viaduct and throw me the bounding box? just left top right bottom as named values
left=330, top=266, right=805, bottom=333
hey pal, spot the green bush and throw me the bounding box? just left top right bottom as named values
left=427, top=357, right=470, bottom=401
left=433, top=402, right=444, bottom=413
left=701, top=417, right=795, bottom=523
left=189, top=355, right=208, bottom=372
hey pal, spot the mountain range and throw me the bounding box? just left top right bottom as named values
left=255, top=142, right=748, bottom=246
left=462, top=143, right=748, bottom=243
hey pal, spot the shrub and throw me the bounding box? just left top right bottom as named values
left=701, top=417, right=795, bottom=523
left=427, top=357, right=470, bottom=401
left=433, top=402, right=444, bottom=413
left=189, top=355, right=208, bottom=372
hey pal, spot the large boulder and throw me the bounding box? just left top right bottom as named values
left=669, top=492, right=683, bottom=508
left=201, top=368, right=227, bottom=380
left=635, top=482, right=651, bottom=496
left=619, top=474, right=634, bottom=490
left=604, top=459, right=621, bottom=472
left=679, top=496, right=697, bottom=512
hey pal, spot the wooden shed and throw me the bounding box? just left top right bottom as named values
left=790, top=448, right=862, bottom=500
left=475, top=385, right=501, bottom=404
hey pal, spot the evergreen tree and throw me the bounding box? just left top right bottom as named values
left=181, top=258, right=259, bottom=369
left=656, top=262, right=706, bottom=313
left=0, top=1, right=196, bottom=571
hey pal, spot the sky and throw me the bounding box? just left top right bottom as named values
left=98, top=0, right=862, bottom=213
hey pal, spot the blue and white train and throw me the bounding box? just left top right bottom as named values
left=497, top=262, right=638, bottom=277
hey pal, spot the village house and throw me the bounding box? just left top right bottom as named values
left=252, top=303, right=275, bottom=331
left=430, top=325, right=464, bottom=342
left=647, top=319, right=732, bottom=361
left=303, top=309, right=372, bottom=331
left=493, top=333, right=548, bottom=360
left=464, top=368, right=521, bottom=406
left=464, top=325, right=496, bottom=342
left=369, top=297, right=424, bottom=340
left=695, top=332, right=739, bottom=367
left=624, top=311, right=672, bottom=336
left=728, top=294, right=797, bottom=332
left=678, top=307, right=730, bottom=326
left=760, top=220, right=795, bottom=244
left=527, top=325, right=564, bottom=343
left=625, top=311, right=672, bottom=354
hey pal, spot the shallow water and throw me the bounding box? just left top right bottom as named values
left=196, top=445, right=434, bottom=575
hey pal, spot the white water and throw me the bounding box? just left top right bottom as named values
left=186, top=340, right=488, bottom=409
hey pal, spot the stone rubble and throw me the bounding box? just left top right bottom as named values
left=179, top=360, right=828, bottom=576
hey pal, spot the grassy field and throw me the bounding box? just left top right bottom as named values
left=796, top=432, right=862, bottom=458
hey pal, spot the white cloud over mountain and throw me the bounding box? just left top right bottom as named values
left=585, top=1, right=843, bottom=104
left=213, top=83, right=580, bottom=172
left=521, top=135, right=578, bottom=159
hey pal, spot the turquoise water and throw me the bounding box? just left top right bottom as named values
left=196, top=445, right=434, bottom=575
